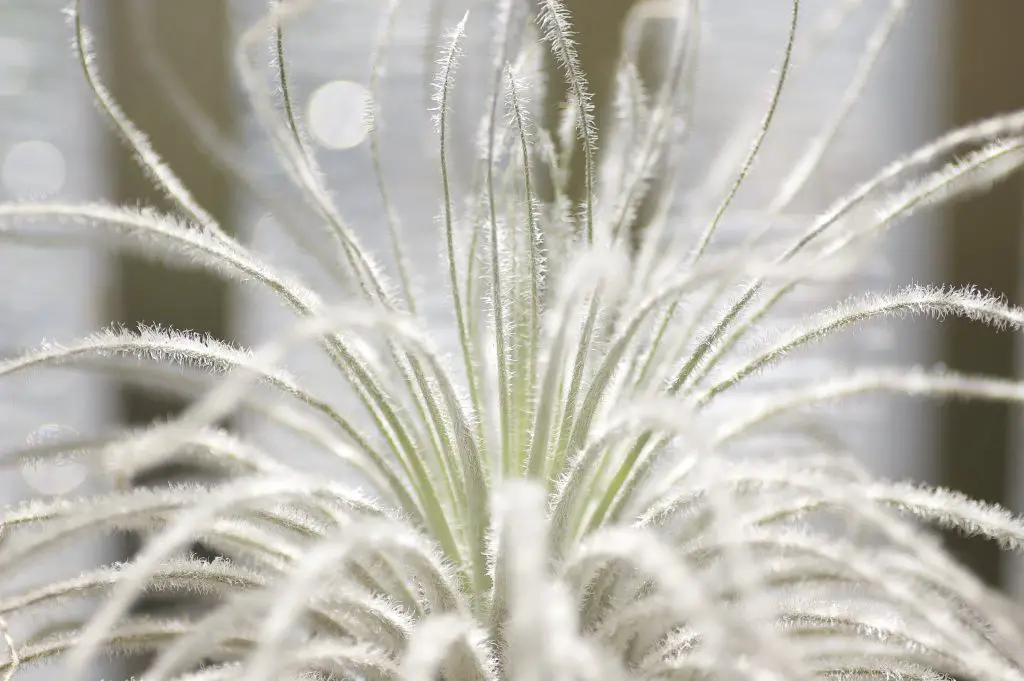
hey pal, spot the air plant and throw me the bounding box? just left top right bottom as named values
left=3, top=1, right=1024, bottom=680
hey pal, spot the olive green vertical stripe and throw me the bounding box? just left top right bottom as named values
left=938, top=2, right=1024, bottom=589
left=102, top=0, right=236, bottom=673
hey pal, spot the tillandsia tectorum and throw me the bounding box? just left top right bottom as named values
left=5, top=1, right=1024, bottom=680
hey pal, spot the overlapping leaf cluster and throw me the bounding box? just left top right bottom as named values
left=3, top=1, right=1024, bottom=680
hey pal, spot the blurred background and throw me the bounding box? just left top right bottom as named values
left=1, top=0, right=1022, bottom=677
